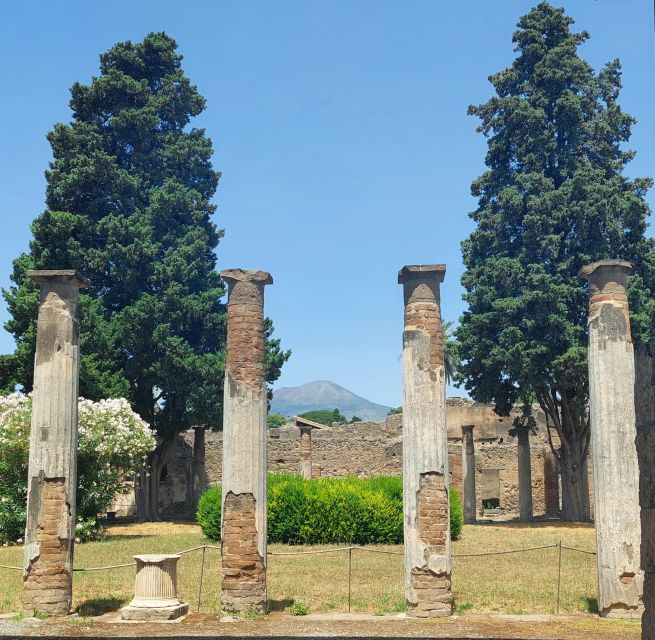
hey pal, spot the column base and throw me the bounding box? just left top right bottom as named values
left=121, top=600, right=188, bottom=621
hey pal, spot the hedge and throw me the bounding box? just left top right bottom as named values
left=197, top=474, right=463, bottom=544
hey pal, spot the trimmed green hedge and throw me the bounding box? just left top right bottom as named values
left=197, top=474, right=463, bottom=544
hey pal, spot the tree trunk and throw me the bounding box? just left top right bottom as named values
left=559, top=433, right=590, bottom=522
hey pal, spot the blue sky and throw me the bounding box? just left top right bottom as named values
left=0, top=1, right=653, bottom=407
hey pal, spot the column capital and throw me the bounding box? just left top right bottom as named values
left=398, top=264, right=446, bottom=306
left=578, top=260, right=632, bottom=293
left=220, top=269, right=273, bottom=287
left=28, top=269, right=90, bottom=290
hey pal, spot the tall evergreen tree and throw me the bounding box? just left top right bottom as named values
left=3, top=33, right=290, bottom=436
left=457, top=3, right=654, bottom=520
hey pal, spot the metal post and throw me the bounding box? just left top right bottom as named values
left=556, top=540, right=562, bottom=615
left=197, top=545, right=207, bottom=613
left=348, top=547, right=352, bottom=613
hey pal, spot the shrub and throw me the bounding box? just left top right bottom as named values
left=449, top=485, right=463, bottom=541
left=198, top=474, right=463, bottom=544
left=196, top=484, right=222, bottom=541
left=0, top=393, right=156, bottom=543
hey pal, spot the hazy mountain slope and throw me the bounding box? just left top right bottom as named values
left=271, top=380, right=392, bottom=422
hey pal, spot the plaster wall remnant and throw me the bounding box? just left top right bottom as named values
left=580, top=260, right=643, bottom=618
left=121, top=554, right=188, bottom=620
left=398, top=264, right=452, bottom=617
left=517, top=430, right=533, bottom=522
left=461, top=425, right=476, bottom=524
left=219, top=268, right=272, bottom=614
left=22, top=270, right=89, bottom=616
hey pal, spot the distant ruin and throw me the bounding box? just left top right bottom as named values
left=129, top=397, right=591, bottom=523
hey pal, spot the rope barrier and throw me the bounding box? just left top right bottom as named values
left=561, top=544, right=596, bottom=556
left=0, top=540, right=596, bottom=573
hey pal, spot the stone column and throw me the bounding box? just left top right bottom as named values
left=543, top=449, right=560, bottom=519
left=579, top=259, right=643, bottom=617
left=121, top=554, right=188, bottom=620
left=299, top=426, right=312, bottom=480
left=220, top=269, right=272, bottom=614
left=22, top=270, right=89, bottom=616
left=461, top=425, right=476, bottom=525
left=517, top=430, right=533, bottom=522
left=398, top=264, right=452, bottom=617
left=192, top=426, right=207, bottom=502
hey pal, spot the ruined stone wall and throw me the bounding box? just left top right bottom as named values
left=159, top=400, right=563, bottom=519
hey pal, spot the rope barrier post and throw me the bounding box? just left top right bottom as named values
left=556, top=540, right=562, bottom=615
left=348, top=547, right=352, bottom=613
left=197, top=545, right=207, bottom=613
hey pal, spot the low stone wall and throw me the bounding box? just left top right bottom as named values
left=154, top=399, right=576, bottom=520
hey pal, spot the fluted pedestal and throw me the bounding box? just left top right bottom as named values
left=121, top=554, right=188, bottom=620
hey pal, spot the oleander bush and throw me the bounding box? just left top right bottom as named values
left=0, top=393, right=156, bottom=543
left=197, top=474, right=464, bottom=544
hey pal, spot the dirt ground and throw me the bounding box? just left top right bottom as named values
left=0, top=611, right=641, bottom=640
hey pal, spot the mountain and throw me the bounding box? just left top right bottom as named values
left=271, top=380, right=392, bottom=422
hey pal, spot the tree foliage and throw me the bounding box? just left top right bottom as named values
left=457, top=3, right=654, bottom=520
left=2, top=33, right=290, bottom=434
left=299, top=408, right=347, bottom=426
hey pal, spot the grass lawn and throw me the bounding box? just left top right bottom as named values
left=0, top=520, right=599, bottom=617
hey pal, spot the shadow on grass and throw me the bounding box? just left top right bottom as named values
left=94, top=534, right=149, bottom=542
left=75, top=597, right=127, bottom=616
left=581, top=596, right=598, bottom=614
left=267, top=598, right=294, bottom=612
left=475, top=518, right=594, bottom=530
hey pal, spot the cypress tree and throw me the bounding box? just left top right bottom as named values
left=457, top=3, right=654, bottom=520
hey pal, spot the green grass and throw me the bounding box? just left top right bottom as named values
left=0, top=520, right=600, bottom=616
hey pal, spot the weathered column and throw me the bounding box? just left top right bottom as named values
left=461, top=425, right=476, bottom=525
left=121, top=554, right=188, bottom=620
left=192, top=426, right=207, bottom=502
left=579, top=259, right=643, bottom=617
left=517, top=430, right=533, bottom=522
left=543, top=449, right=560, bottom=519
left=299, top=426, right=312, bottom=480
left=220, top=269, right=272, bottom=614
left=398, top=264, right=452, bottom=618
left=23, top=270, right=89, bottom=616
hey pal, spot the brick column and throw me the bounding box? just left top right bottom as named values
left=220, top=269, right=272, bottom=614
left=517, top=430, right=533, bottom=522
left=461, top=425, right=476, bottom=524
left=398, top=264, right=452, bottom=617
left=299, top=426, right=312, bottom=480
left=23, top=270, right=89, bottom=616
left=580, top=260, right=643, bottom=617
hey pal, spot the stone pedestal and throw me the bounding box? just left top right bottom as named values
left=461, top=425, right=476, bottom=525
left=517, top=430, right=533, bottom=522
left=299, top=426, right=312, bottom=480
left=220, top=269, right=272, bottom=614
left=580, top=260, right=643, bottom=617
left=22, top=270, right=89, bottom=616
left=398, top=264, right=452, bottom=618
left=121, top=554, right=188, bottom=620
